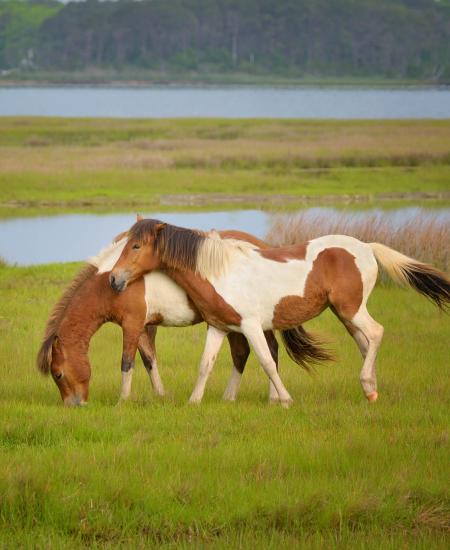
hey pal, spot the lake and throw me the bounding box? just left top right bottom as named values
left=0, top=87, right=449, bottom=118
left=1, top=207, right=449, bottom=266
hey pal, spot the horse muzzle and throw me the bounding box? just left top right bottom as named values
left=63, top=395, right=88, bottom=407
left=109, top=271, right=129, bottom=293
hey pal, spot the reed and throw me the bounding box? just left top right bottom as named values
left=266, top=211, right=450, bottom=272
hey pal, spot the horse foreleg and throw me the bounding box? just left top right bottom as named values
left=137, top=325, right=165, bottom=397
left=189, top=325, right=226, bottom=404
left=265, top=330, right=280, bottom=404
left=118, top=324, right=141, bottom=403
left=241, top=321, right=293, bottom=408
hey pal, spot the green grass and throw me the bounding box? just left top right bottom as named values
left=1, top=118, right=449, bottom=214
left=0, top=262, right=448, bottom=547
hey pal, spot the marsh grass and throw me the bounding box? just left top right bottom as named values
left=0, top=263, right=449, bottom=547
left=1, top=118, right=449, bottom=210
left=267, top=211, right=450, bottom=272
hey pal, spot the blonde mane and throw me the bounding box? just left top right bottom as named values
left=89, top=237, right=127, bottom=273
left=196, top=231, right=255, bottom=279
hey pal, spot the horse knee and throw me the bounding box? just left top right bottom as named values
left=368, top=323, right=384, bottom=346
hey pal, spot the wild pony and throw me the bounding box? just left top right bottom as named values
left=36, top=229, right=280, bottom=406
left=110, top=219, right=450, bottom=407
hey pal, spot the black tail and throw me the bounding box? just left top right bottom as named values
left=401, top=264, right=450, bottom=311
left=370, top=242, right=450, bottom=311
left=280, top=326, right=333, bottom=372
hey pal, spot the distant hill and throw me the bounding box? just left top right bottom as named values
left=1, top=0, right=449, bottom=83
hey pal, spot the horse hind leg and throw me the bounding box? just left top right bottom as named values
left=265, top=330, right=281, bottom=404
left=137, top=326, right=165, bottom=397
left=223, top=331, right=279, bottom=403
left=332, top=302, right=383, bottom=402
left=351, top=307, right=384, bottom=402
left=223, top=332, right=249, bottom=401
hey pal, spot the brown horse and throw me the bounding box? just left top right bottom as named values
left=37, top=229, right=280, bottom=406
left=109, top=219, right=449, bottom=406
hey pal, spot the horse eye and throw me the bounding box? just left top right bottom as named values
left=132, top=244, right=141, bottom=250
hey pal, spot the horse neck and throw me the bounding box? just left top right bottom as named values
left=162, top=266, right=212, bottom=307
left=57, top=275, right=109, bottom=355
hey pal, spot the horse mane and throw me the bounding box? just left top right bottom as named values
left=36, top=263, right=97, bottom=375
left=129, top=219, right=254, bottom=279
left=89, top=237, right=127, bottom=271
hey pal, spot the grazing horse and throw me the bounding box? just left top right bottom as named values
left=37, top=230, right=279, bottom=406
left=109, top=219, right=450, bottom=407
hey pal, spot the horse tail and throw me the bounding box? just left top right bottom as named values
left=280, top=326, right=333, bottom=372
left=369, top=242, right=450, bottom=311
left=36, top=334, right=55, bottom=375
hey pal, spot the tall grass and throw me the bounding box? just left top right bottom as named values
left=266, top=211, right=450, bottom=272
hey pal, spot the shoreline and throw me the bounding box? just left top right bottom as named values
left=1, top=190, right=449, bottom=214
left=1, top=77, right=448, bottom=90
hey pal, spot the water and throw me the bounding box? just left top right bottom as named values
left=1, top=207, right=448, bottom=266
left=1, top=87, right=449, bottom=118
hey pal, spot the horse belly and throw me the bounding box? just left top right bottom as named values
left=144, top=272, right=199, bottom=327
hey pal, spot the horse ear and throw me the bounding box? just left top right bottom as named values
left=136, top=214, right=144, bottom=221
left=155, top=222, right=166, bottom=234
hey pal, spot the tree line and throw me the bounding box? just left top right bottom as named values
left=1, top=0, right=449, bottom=81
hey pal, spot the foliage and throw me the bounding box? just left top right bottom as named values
left=0, top=0, right=449, bottom=81
left=0, top=0, right=61, bottom=68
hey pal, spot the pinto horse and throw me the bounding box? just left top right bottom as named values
left=110, top=219, right=450, bottom=406
left=37, top=230, right=279, bottom=406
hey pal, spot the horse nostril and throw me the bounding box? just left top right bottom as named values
left=110, top=273, right=116, bottom=288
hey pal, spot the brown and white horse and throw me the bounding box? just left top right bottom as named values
left=37, top=229, right=280, bottom=406
left=110, top=219, right=450, bottom=407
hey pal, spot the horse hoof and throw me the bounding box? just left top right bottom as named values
left=269, top=397, right=280, bottom=405
left=281, top=398, right=293, bottom=409
left=367, top=391, right=378, bottom=403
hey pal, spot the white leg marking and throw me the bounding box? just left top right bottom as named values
left=351, top=307, right=384, bottom=400
left=269, top=380, right=280, bottom=404
left=147, top=359, right=165, bottom=397
left=223, top=367, right=242, bottom=401
left=241, top=320, right=293, bottom=407
left=119, top=369, right=134, bottom=401
left=189, top=326, right=226, bottom=404
left=352, top=329, right=369, bottom=357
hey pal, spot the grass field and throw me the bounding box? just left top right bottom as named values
left=1, top=118, right=449, bottom=215
left=0, top=262, right=448, bottom=548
